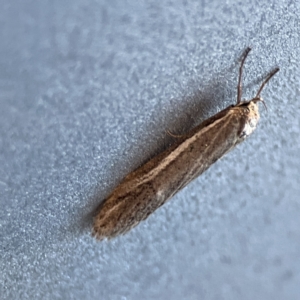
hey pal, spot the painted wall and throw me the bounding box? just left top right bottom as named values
left=1, top=1, right=299, bottom=299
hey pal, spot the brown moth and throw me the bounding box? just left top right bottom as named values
left=93, top=47, right=279, bottom=240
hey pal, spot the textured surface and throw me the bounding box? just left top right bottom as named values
left=1, top=0, right=300, bottom=299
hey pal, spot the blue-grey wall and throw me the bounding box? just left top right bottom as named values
left=1, top=1, right=299, bottom=299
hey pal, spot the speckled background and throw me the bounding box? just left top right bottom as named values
left=1, top=0, right=300, bottom=299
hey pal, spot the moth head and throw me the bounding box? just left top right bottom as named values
left=237, top=99, right=261, bottom=140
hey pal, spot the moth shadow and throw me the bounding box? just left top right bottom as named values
left=66, top=194, right=107, bottom=239
left=78, top=55, right=249, bottom=238
left=165, top=61, right=240, bottom=138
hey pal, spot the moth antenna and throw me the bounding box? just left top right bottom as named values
left=255, top=67, right=280, bottom=98
left=237, top=47, right=252, bottom=104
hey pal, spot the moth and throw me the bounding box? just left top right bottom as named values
left=93, top=47, right=279, bottom=240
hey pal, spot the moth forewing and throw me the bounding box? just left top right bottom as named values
left=92, top=48, right=279, bottom=240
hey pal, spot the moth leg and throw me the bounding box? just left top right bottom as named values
left=165, top=111, right=197, bottom=138
left=166, top=129, right=185, bottom=138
